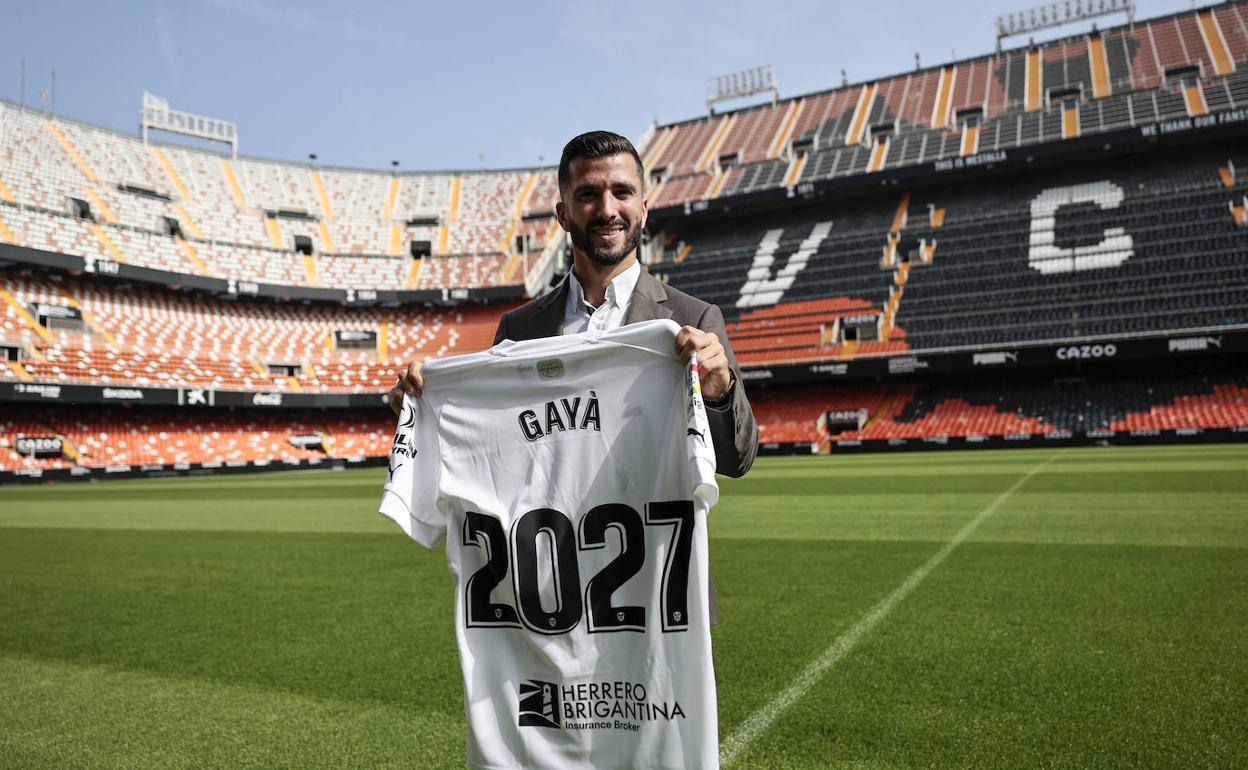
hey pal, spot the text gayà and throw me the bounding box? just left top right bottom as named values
left=518, top=392, right=602, bottom=441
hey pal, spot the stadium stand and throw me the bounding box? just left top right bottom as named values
left=861, top=366, right=1248, bottom=440
left=749, top=362, right=1248, bottom=444
left=0, top=99, right=552, bottom=289
left=11, top=360, right=1242, bottom=474
left=320, top=167, right=391, bottom=254
left=4, top=1, right=1248, bottom=479
left=0, top=271, right=509, bottom=391
left=0, top=405, right=393, bottom=470
left=639, top=3, right=1248, bottom=205
left=2, top=4, right=1246, bottom=294
left=653, top=140, right=1248, bottom=358
left=727, top=297, right=909, bottom=364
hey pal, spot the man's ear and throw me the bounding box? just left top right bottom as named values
left=555, top=200, right=570, bottom=232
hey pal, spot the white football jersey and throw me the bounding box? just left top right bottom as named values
left=380, top=319, right=720, bottom=770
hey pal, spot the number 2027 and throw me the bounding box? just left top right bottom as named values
left=462, top=500, right=694, bottom=635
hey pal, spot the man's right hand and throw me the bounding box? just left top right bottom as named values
left=387, top=361, right=423, bottom=414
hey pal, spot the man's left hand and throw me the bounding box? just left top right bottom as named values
left=675, top=325, right=732, bottom=402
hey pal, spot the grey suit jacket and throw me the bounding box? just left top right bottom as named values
left=494, top=265, right=759, bottom=478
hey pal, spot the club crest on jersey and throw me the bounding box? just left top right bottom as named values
left=537, top=358, right=565, bottom=380
left=518, top=391, right=601, bottom=442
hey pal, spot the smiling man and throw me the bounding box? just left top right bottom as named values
left=390, top=130, right=758, bottom=484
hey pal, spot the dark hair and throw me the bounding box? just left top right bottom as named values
left=557, top=131, right=645, bottom=194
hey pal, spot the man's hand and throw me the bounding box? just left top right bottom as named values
left=387, top=361, right=424, bottom=414
left=675, top=325, right=732, bottom=403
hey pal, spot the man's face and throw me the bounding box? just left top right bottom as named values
left=557, top=154, right=648, bottom=268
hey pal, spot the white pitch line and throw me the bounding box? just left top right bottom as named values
left=719, top=453, right=1060, bottom=768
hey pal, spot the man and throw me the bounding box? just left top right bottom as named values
left=388, top=130, right=758, bottom=478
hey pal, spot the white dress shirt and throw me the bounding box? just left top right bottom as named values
left=560, top=261, right=641, bottom=335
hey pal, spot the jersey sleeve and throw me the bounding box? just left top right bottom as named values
left=686, top=354, right=720, bottom=508
left=378, top=394, right=446, bottom=548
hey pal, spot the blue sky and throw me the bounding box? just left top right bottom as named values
left=1, top=0, right=1195, bottom=171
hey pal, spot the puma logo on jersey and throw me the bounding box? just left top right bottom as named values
left=519, top=391, right=601, bottom=442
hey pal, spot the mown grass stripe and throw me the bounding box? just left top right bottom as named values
left=719, top=453, right=1059, bottom=767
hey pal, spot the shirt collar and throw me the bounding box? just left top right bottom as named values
left=567, top=260, right=641, bottom=313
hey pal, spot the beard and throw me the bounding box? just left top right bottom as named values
left=566, top=216, right=643, bottom=267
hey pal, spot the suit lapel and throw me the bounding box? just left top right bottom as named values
left=527, top=275, right=570, bottom=338
left=624, top=265, right=672, bottom=325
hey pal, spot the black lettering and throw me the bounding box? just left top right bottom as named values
left=519, top=410, right=543, bottom=441
left=646, top=500, right=695, bottom=632
left=560, top=397, right=581, bottom=427
left=578, top=503, right=646, bottom=632
left=511, top=508, right=581, bottom=634
left=463, top=512, right=520, bottom=628
left=391, top=432, right=411, bottom=457
left=582, top=393, right=601, bottom=431
left=462, top=500, right=697, bottom=637
left=544, top=401, right=567, bottom=433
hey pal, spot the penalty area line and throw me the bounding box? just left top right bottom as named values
left=719, top=453, right=1061, bottom=768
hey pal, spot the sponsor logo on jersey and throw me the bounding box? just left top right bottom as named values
left=518, top=391, right=601, bottom=441
left=389, top=402, right=417, bottom=478
left=518, top=680, right=561, bottom=728
left=518, top=679, right=686, bottom=733
left=537, top=358, right=565, bottom=380
left=686, top=360, right=706, bottom=425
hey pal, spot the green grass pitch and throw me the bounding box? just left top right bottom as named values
left=2, top=444, right=1246, bottom=769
